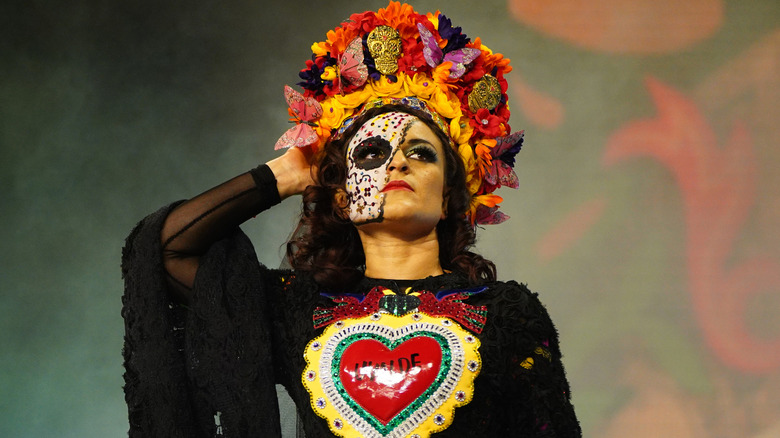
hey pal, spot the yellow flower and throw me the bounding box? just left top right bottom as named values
left=458, top=143, right=481, bottom=195
left=334, top=86, right=375, bottom=109
left=370, top=75, right=406, bottom=98
left=312, top=41, right=329, bottom=58
left=428, top=88, right=461, bottom=120
left=404, top=73, right=436, bottom=99
left=425, top=12, right=440, bottom=29
left=449, top=116, right=474, bottom=146
left=318, top=98, right=352, bottom=132
left=320, top=66, right=337, bottom=82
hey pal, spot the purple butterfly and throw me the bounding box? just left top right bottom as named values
left=417, top=23, right=481, bottom=79
left=485, top=130, right=524, bottom=189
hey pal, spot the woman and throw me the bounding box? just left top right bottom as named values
left=122, top=3, right=580, bottom=437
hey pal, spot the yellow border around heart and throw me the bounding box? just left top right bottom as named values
left=302, top=312, right=482, bottom=438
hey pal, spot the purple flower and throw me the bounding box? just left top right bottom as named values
left=437, top=15, right=470, bottom=53
left=297, top=54, right=337, bottom=96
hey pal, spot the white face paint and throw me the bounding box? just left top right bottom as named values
left=345, top=111, right=417, bottom=223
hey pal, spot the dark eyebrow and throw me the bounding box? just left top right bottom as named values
left=404, top=138, right=435, bottom=147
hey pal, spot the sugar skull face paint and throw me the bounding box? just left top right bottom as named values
left=345, top=111, right=417, bottom=223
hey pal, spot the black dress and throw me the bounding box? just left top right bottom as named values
left=121, top=168, right=580, bottom=438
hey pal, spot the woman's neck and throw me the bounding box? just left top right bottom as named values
left=357, top=226, right=444, bottom=280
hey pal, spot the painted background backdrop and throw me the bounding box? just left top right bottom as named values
left=2, top=0, right=778, bottom=436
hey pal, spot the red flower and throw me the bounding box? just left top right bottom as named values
left=345, top=11, right=382, bottom=34
left=397, top=38, right=428, bottom=74
left=495, top=69, right=509, bottom=94
left=470, top=108, right=503, bottom=137
left=458, top=60, right=486, bottom=84
left=494, top=103, right=511, bottom=126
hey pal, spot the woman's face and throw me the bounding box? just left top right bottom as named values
left=345, top=111, right=447, bottom=228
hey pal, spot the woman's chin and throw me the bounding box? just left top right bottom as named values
left=370, top=210, right=440, bottom=234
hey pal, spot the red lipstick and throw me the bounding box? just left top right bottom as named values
left=381, top=180, right=413, bottom=192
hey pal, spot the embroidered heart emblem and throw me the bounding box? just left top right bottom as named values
left=303, top=315, right=482, bottom=438
left=339, top=336, right=443, bottom=424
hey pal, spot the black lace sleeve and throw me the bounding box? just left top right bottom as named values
left=160, top=164, right=281, bottom=301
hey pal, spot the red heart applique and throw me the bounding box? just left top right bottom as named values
left=339, top=336, right=443, bottom=424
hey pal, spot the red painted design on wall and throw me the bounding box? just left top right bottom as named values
left=508, top=0, right=724, bottom=54
left=535, top=197, right=607, bottom=262
left=603, top=77, right=780, bottom=374
left=509, top=72, right=565, bottom=130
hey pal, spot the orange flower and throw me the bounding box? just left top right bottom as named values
left=471, top=37, right=512, bottom=74
left=312, top=26, right=363, bottom=58
left=425, top=11, right=441, bottom=29
left=431, top=63, right=461, bottom=92
left=474, top=138, right=496, bottom=174
left=468, top=194, right=504, bottom=224
left=376, top=1, right=420, bottom=38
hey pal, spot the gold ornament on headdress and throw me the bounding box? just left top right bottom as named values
left=367, top=25, right=402, bottom=75
left=468, top=74, right=502, bottom=113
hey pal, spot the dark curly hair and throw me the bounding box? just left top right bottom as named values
left=286, top=104, right=496, bottom=290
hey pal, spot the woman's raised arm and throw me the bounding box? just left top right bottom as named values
left=160, top=147, right=316, bottom=301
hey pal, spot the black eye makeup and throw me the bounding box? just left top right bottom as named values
left=404, top=143, right=439, bottom=163
left=351, top=136, right=393, bottom=170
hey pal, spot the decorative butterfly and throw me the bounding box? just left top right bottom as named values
left=485, top=130, right=524, bottom=189
left=417, top=23, right=481, bottom=79
left=473, top=204, right=509, bottom=225
left=337, top=37, right=368, bottom=93
left=274, top=85, right=323, bottom=150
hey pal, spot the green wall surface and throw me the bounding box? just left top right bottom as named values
left=2, top=1, right=778, bottom=436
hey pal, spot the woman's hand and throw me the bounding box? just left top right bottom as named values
left=266, top=146, right=318, bottom=199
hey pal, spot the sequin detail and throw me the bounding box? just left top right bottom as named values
left=314, top=286, right=488, bottom=333
left=302, top=312, right=483, bottom=438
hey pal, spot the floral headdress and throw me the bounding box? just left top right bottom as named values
left=276, top=1, right=523, bottom=225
